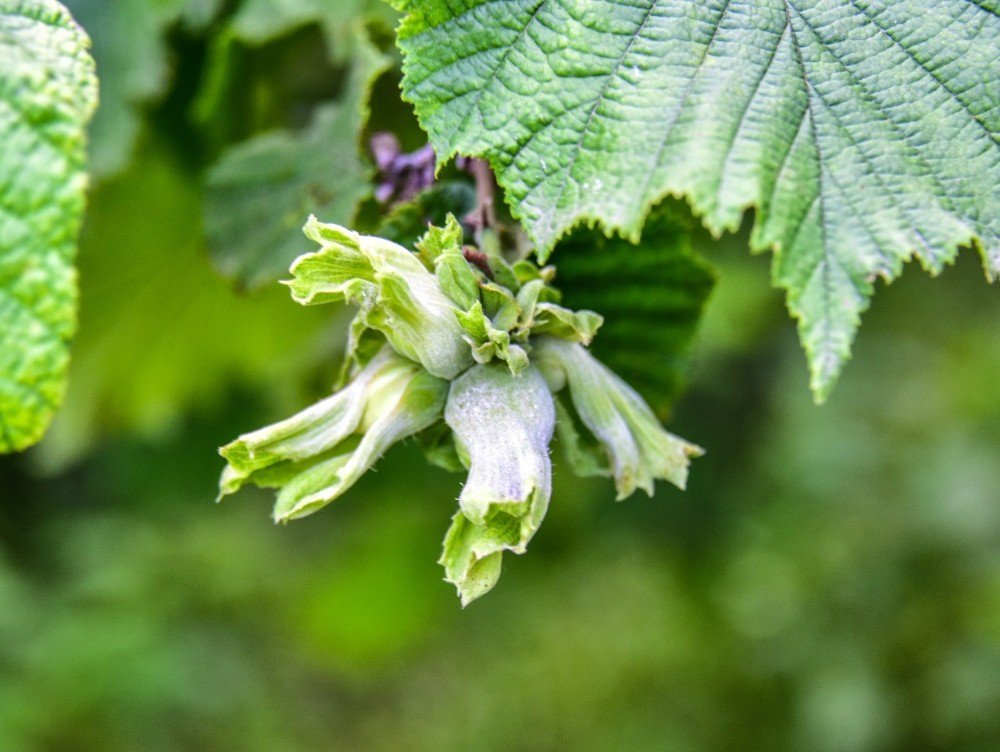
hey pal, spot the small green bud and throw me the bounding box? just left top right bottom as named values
left=440, top=363, right=556, bottom=605
left=219, top=347, right=401, bottom=485
left=415, top=213, right=464, bottom=267
left=534, top=337, right=702, bottom=497
left=289, top=217, right=473, bottom=379
left=219, top=347, right=448, bottom=521
left=531, top=303, right=603, bottom=345
left=480, top=281, right=520, bottom=331
left=435, top=252, right=481, bottom=311
left=455, top=301, right=528, bottom=376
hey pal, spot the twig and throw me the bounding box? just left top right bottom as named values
left=465, top=158, right=497, bottom=232
left=462, top=246, right=494, bottom=279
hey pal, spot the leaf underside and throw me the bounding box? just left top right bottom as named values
left=0, top=0, right=97, bottom=452
left=396, top=0, right=1000, bottom=399
left=555, top=210, right=715, bottom=416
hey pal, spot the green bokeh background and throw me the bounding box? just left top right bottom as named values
left=1, top=3, right=997, bottom=750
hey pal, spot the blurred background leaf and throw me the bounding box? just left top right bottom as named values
left=203, top=37, right=387, bottom=287
left=229, top=0, right=397, bottom=54
left=37, top=139, right=338, bottom=468
left=65, top=0, right=222, bottom=178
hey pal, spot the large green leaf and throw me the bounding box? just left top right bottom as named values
left=204, top=33, right=388, bottom=288
left=395, top=0, right=1000, bottom=398
left=0, top=0, right=96, bottom=452
left=64, top=0, right=218, bottom=178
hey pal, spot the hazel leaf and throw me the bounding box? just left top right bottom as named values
left=395, top=0, right=1000, bottom=399
left=0, top=0, right=97, bottom=452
